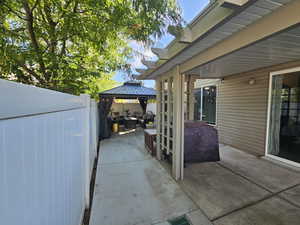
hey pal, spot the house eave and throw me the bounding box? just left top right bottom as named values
left=139, top=0, right=298, bottom=80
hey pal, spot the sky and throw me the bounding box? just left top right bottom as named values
left=113, top=0, right=210, bottom=87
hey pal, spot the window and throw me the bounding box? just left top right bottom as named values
left=194, top=85, right=216, bottom=125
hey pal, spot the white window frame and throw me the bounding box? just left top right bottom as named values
left=265, top=66, right=300, bottom=168
left=194, top=81, right=219, bottom=126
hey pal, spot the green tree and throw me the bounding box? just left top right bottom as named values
left=0, top=0, right=182, bottom=96
left=84, top=73, right=120, bottom=101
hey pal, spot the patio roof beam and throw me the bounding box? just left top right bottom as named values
left=181, top=0, right=300, bottom=74
left=141, top=59, right=156, bottom=69
left=220, top=0, right=250, bottom=9
left=178, top=27, right=193, bottom=44
left=135, top=69, right=147, bottom=74
left=151, top=48, right=170, bottom=60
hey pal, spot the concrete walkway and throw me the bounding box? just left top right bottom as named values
left=89, top=131, right=209, bottom=225
left=90, top=131, right=300, bottom=225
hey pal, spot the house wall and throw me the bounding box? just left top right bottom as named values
left=217, top=69, right=270, bottom=156
left=195, top=60, right=300, bottom=156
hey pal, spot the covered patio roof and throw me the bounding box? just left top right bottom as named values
left=188, top=24, right=300, bottom=78
left=99, top=81, right=156, bottom=99
left=137, top=0, right=300, bottom=80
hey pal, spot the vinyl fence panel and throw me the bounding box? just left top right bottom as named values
left=0, top=79, right=99, bottom=225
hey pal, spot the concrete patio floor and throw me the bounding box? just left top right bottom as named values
left=89, top=131, right=201, bottom=225
left=90, top=130, right=300, bottom=225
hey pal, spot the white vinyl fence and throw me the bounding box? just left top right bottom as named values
left=0, top=79, right=99, bottom=225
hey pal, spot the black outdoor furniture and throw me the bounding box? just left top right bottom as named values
left=124, top=117, right=138, bottom=129
left=184, top=121, right=220, bottom=163
left=140, top=111, right=156, bottom=128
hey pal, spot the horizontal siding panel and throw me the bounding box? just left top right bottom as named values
left=218, top=97, right=268, bottom=102
left=218, top=111, right=267, bottom=118
left=218, top=123, right=266, bottom=133
left=218, top=127, right=266, bottom=142
left=218, top=106, right=267, bottom=111
left=221, top=140, right=264, bottom=155
left=219, top=130, right=266, bottom=145
left=218, top=117, right=267, bottom=126
left=219, top=130, right=265, bottom=143
left=218, top=107, right=267, bottom=112
left=217, top=67, right=269, bottom=155
left=218, top=93, right=268, bottom=99
left=220, top=136, right=265, bottom=151
left=217, top=89, right=268, bottom=96
left=220, top=135, right=265, bottom=150
left=220, top=76, right=269, bottom=84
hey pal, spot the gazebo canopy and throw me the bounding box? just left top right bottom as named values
left=98, top=81, right=156, bottom=139
left=99, top=80, right=156, bottom=99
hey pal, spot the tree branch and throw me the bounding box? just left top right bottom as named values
left=31, top=0, right=40, bottom=12
left=22, top=0, right=48, bottom=80
left=73, top=0, right=79, bottom=13
left=60, top=40, right=66, bottom=56
left=3, top=3, right=27, bottom=20
left=60, top=0, right=73, bottom=18
left=15, top=61, right=46, bottom=85
left=43, top=3, right=57, bottom=53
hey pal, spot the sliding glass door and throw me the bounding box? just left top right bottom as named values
left=194, top=85, right=216, bottom=125
left=267, top=69, right=300, bottom=165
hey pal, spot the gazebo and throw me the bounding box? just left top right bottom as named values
left=98, top=81, right=156, bottom=139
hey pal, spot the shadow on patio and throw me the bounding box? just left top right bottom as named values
left=90, top=130, right=300, bottom=225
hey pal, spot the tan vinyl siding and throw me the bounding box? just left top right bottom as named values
left=216, top=60, right=300, bottom=156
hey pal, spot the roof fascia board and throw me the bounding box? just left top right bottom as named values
left=168, top=3, right=233, bottom=54
left=189, top=4, right=233, bottom=41
left=180, top=0, right=300, bottom=74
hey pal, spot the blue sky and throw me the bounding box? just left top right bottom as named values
left=114, top=0, right=210, bottom=87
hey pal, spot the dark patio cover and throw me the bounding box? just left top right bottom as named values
left=99, top=80, right=156, bottom=99
left=98, top=81, right=156, bottom=139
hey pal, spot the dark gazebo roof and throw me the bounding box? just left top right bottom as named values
left=99, top=81, right=156, bottom=99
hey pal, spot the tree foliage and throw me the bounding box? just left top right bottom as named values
left=84, top=73, right=120, bottom=101
left=0, top=0, right=182, bottom=97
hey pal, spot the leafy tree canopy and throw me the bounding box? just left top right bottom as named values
left=0, top=0, right=182, bottom=97
left=84, top=73, right=120, bottom=101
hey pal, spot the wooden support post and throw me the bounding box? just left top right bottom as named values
left=172, top=66, right=184, bottom=180
left=167, top=78, right=172, bottom=155
left=162, top=80, right=166, bottom=156
left=156, top=80, right=162, bottom=160
left=188, top=76, right=196, bottom=120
